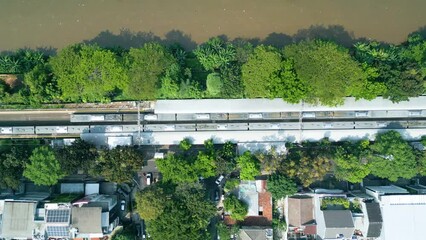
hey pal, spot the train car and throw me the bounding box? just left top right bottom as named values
left=67, top=125, right=90, bottom=134
left=175, top=124, right=197, bottom=131
left=0, top=127, right=13, bottom=134
left=12, top=126, right=35, bottom=135
left=36, top=126, right=68, bottom=134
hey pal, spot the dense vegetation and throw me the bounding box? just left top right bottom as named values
left=0, top=32, right=425, bottom=106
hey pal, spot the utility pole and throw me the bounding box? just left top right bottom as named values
left=137, top=101, right=141, bottom=146
left=298, top=100, right=304, bottom=143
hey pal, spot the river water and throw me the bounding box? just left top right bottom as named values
left=0, top=0, right=425, bottom=51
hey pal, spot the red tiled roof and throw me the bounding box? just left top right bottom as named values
left=258, top=191, right=272, bottom=221
left=304, top=225, right=317, bottom=235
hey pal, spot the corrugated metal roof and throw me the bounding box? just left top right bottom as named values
left=154, top=97, right=426, bottom=114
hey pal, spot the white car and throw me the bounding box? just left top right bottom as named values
left=215, top=175, right=224, bottom=185
left=146, top=173, right=152, bottom=185
left=120, top=200, right=125, bottom=211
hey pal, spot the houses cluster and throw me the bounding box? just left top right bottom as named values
left=223, top=180, right=274, bottom=240
left=0, top=183, right=120, bottom=240
left=286, top=184, right=426, bottom=240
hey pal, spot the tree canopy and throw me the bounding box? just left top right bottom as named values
left=92, top=146, right=144, bottom=183
left=267, top=173, right=297, bottom=200
left=0, top=145, right=32, bottom=189
left=333, top=140, right=371, bottom=183
left=237, top=151, right=261, bottom=180
left=145, top=183, right=215, bottom=240
left=223, top=194, right=248, bottom=221
left=135, top=186, right=167, bottom=221
left=125, top=43, right=180, bottom=100
left=368, top=131, right=417, bottom=181
left=284, top=40, right=368, bottom=105
left=50, top=44, right=127, bottom=102
left=55, top=139, right=98, bottom=175
left=23, top=146, right=64, bottom=186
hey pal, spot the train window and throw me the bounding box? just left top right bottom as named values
left=302, top=112, right=316, bottom=118
left=164, top=125, right=175, bottom=131
left=144, top=114, right=158, bottom=120
left=195, top=114, right=210, bottom=120
left=409, top=110, right=422, bottom=116
left=217, top=124, right=228, bottom=130
left=323, top=123, right=333, bottom=128
left=55, top=127, right=68, bottom=133
left=355, top=111, right=369, bottom=117
left=248, top=113, right=263, bottom=119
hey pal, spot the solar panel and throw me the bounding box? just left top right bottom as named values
left=46, top=226, right=70, bottom=237
left=46, top=209, right=70, bottom=223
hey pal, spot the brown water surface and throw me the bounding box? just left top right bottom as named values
left=0, top=0, right=425, bottom=51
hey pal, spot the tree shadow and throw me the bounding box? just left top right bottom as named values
left=83, top=28, right=198, bottom=50
left=409, top=25, right=426, bottom=39
left=291, top=25, right=357, bottom=47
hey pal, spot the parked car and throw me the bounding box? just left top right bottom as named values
left=146, top=172, right=152, bottom=186
left=215, top=175, right=224, bottom=185
left=120, top=200, right=126, bottom=211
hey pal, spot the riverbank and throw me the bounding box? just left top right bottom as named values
left=0, top=0, right=425, bottom=51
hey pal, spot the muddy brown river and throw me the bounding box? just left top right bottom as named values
left=0, top=0, right=425, bottom=51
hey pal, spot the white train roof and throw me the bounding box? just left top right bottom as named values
left=154, top=97, right=426, bottom=114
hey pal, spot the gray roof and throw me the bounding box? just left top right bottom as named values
left=71, top=207, right=102, bottom=234
left=324, top=210, right=354, bottom=228
left=239, top=227, right=273, bottom=240
left=0, top=201, right=35, bottom=239
left=365, top=202, right=382, bottom=238
left=154, top=97, right=426, bottom=114
left=323, top=210, right=355, bottom=239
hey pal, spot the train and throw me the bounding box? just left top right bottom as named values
left=70, top=109, right=426, bottom=124
left=2, top=120, right=426, bottom=136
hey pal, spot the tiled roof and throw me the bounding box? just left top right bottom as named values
left=288, top=196, right=314, bottom=227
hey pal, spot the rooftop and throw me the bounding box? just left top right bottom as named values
left=71, top=207, right=102, bottom=235
left=380, top=195, right=426, bottom=240
left=366, top=185, right=409, bottom=196
left=288, top=195, right=314, bottom=227
left=0, top=201, right=35, bottom=239
left=323, top=210, right=354, bottom=228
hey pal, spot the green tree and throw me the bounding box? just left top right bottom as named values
left=56, top=139, right=98, bottom=175
left=224, top=179, right=240, bottom=192
left=215, top=141, right=238, bottom=175
left=194, top=37, right=236, bottom=71
left=0, top=146, right=32, bottom=190
left=22, top=62, right=60, bottom=104
left=157, top=154, right=198, bottom=183
left=23, top=146, right=64, bottom=186
left=50, top=44, right=127, bottom=102
left=206, top=73, right=223, bottom=96
left=146, top=184, right=215, bottom=240
left=241, top=45, right=282, bottom=98
left=333, top=140, right=371, bottom=183
left=135, top=186, right=167, bottom=221
left=255, top=146, right=284, bottom=174
left=237, top=151, right=260, bottom=180
left=179, top=138, right=192, bottom=151
left=284, top=40, right=368, bottom=105
left=368, top=131, right=417, bottom=181
left=93, top=146, right=144, bottom=183
left=283, top=146, right=333, bottom=187
left=224, top=194, right=248, bottom=221
left=125, top=43, right=179, bottom=100
left=267, top=174, right=297, bottom=200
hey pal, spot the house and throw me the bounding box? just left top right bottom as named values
left=365, top=185, right=408, bottom=199
left=239, top=226, right=273, bottom=240
left=378, top=195, right=426, bottom=240
left=237, top=180, right=273, bottom=226
left=364, top=202, right=382, bottom=239
left=228, top=180, right=273, bottom=240
left=72, top=194, right=119, bottom=236
left=316, top=210, right=355, bottom=240
left=44, top=203, right=72, bottom=239
left=0, top=201, right=37, bottom=240
left=287, top=195, right=316, bottom=239
left=71, top=207, right=103, bottom=239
